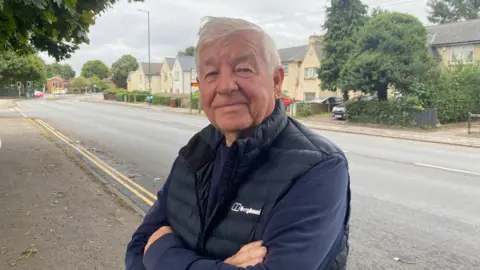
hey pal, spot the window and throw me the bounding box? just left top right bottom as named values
left=304, top=92, right=316, bottom=101
left=450, top=45, right=474, bottom=64
left=282, top=90, right=289, bottom=94
left=175, top=88, right=180, bottom=94
left=304, top=67, right=317, bottom=79
left=140, top=75, right=143, bottom=83
left=52, top=82, right=56, bottom=88
left=175, top=72, right=180, bottom=81
left=164, top=73, right=167, bottom=82
left=283, top=63, right=289, bottom=75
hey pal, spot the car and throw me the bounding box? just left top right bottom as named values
left=280, top=95, right=292, bottom=108
left=34, top=91, right=44, bottom=98
left=332, top=103, right=346, bottom=120
left=307, top=96, right=344, bottom=105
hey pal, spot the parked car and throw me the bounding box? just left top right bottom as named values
left=34, top=91, right=44, bottom=98
left=332, top=103, right=346, bottom=120
left=307, top=96, right=344, bottom=105
left=280, top=95, right=292, bottom=108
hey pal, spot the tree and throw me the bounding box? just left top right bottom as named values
left=81, top=60, right=109, bottom=79
left=69, top=76, right=89, bottom=93
left=111, top=55, right=139, bottom=89
left=340, top=12, right=434, bottom=101
left=46, top=63, right=75, bottom=79
left=91, top=75, right=111, bottom=92
left=177, top=46, right=196, bottom=56
left=427, top=0, right=480, bottom=24
left=318, top=0, right=368, bottom=101
left=0, top=51, right=46, bottom=88
left=0, top=0, right=142, bottom=61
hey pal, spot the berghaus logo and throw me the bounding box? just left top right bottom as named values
left=231, top=202, right=261, bottom=215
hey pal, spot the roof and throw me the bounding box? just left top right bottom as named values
left=47, top=76, right=65, bottom=81
left=177, top=56, right=195, bottom=71
left=278, top=45, right=308, bottom=63
left=426, top=19, right=480, bottom=46
left=165, top=57, right=176, bottom=69
left=139, top=62, right=163, bottom=75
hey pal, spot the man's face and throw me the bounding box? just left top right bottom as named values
left=197, top=30, right=283, bottom=134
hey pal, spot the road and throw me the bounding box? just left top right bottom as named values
left=8, top=96, right=480, bottom=269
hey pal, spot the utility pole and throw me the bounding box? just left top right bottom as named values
left=138, top=9, right=152, bottom=95
left=189, top=68, right=193, bottom=114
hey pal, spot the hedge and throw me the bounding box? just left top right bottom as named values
left=151, top=94, right=182, bottom=106
left=346, top=99, right=419, bottom=127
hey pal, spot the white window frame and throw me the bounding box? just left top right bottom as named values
left=174, top=71, right=180, bottom=81
left=282, top=63, right=289, bottom=75
left=304, top=67, right=317, bottom=79
left=450, top=45, right=474, bottom=64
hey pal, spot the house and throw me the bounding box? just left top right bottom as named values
left=46, top=76, right=67, bottom=93
left=159, top=57, right=176, bottom=94
left=172, top=56, right=198, bottom=94
left=427, top=19, right=480, bottom=66
left=278, top=35, right=338, bottom=101
left=127, top=62, right=163, bottom=93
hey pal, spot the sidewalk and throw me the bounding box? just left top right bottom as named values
left=0, top=118, right=142, bottom=269
left=302, top=117, right=480, bottom=148
left=86, top=99, right=480, bottom=148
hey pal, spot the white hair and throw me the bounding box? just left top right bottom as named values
left=195, top=16, right=281, bottom=73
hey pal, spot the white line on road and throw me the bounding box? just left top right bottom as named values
left=414, top=163, right=480, bottom=176
left=14, top=107, right=27, bottom=118
left=9, top=108, right=14, bottom=112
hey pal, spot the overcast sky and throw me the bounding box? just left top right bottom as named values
left=42, top=0, right=431, bottom=75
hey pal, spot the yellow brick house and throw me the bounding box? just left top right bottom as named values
left=278, top=35, right=338, bottom=101
left=127, top=62, right=163, bottom=93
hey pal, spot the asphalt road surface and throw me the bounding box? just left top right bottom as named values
left=12, top=96, right=480, bottom=269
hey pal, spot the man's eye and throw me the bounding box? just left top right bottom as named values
left=235, top=68, right=252, bottom=73
left=205, top=71, right=218, bottom=78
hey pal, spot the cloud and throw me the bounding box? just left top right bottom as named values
left=43, top=0, right=430, bottom=75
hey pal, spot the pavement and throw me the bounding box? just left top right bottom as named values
left=10, top=96, right=480, bottom=269
left=0, top=117, right=142, bottom=269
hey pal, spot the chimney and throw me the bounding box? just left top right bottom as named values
left=308, top=35, right=323, bottom=46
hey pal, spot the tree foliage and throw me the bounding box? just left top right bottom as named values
left=81, top=60, right=109, bottom=79
left=177, top=46, right=196, bottom=56
left=111, top=55, right=138, bottom=89
left=46, top=62, right=75, bottom=79
left=0, top=51, right=46, bottom=87
left=0, top=0, right=143, bottom=61
left=91, top=75, right=111, bottom=91
left=318, top=0, right=368, bottom=100
left=340, top=12, right=434, bottom=100
left=69, top=76, right=89, bottom=92
left=427, top=0, right=480, bottom=24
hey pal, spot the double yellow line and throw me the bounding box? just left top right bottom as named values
left=33, top=118, right=156, bottom=206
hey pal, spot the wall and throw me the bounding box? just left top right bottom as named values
left=150, top=76, right=162, bottom=93
left=160, top=62, right=173, bottom=93
left=182, top=70, right=198, bottom=94
left=281, top=61, right=301, bottom=99
left=46, top=78, right=65, bottom=92
left=435, top=43, right=480, bottom=67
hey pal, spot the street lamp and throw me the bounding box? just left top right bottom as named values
left=138, top=9, right=152, bottom=95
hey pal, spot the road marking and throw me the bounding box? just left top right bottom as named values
left=9, top=108, right=14, bottom=112
left=34, top=119, right=156, bottom=206
left=14, top=107, right=27, bottom=118
left=414, top=163, right=480, bottom=176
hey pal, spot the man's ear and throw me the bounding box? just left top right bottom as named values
left=273, top=66, right=284, bottom=99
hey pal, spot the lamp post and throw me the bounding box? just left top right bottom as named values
left=138, top=9, right=152, bottom=95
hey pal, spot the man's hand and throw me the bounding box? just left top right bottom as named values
left=144, top=226, right=174, bottom=254
left=224, top=241, right=267, bottom=268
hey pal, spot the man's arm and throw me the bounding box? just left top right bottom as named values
left=143, top=153, right=349, bottom=270
left=125, top=173, right=172, bottom=270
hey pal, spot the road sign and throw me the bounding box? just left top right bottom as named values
left=191, top=82, right=198, bottom=87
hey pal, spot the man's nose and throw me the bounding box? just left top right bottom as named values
left=216, top=71, right=238, bottom=95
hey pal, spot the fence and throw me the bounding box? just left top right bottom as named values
left=411, top=109, right=438, bottom=129
left=468, top=112, right=480, bottom=134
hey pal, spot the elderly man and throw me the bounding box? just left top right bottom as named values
left=126, top=16, right=350, bottom=270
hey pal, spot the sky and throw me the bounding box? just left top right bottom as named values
left=42, top=0, right=431, bottom=76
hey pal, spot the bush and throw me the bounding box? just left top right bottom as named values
left=346, top=98, right=420, bottom=127
left=296, top=103, right=313, bottom=117
left=151, top=94, right=181, bottom=107
left=432, top=64, right=480, bottom=123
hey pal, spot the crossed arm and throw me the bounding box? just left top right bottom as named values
left=125, top=154, right=349, bottom=270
